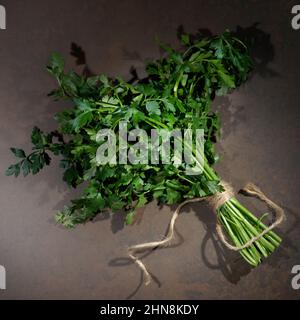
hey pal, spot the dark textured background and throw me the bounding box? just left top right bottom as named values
left=0, top=0, right=300, bottom=299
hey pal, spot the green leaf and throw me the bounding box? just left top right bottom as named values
left=31, top=127, right=44, bottom=148
left=10, top=148, right=26, bottom=158
left=55, top=206, right=75, bottom=228
left=146, top=101, right=161, bottom=116
left=175, top=99, right=186, bottom=112
left=63, top=167, right=78, bottom=186
left=72, top=111, right=93, bottom=132
left=120, top=174, right=133, bottom=185
left=211, top=38, right=224, bottom=59
left=5, top=165, right=15, bottom=176
left=30, top=154, right=42, bottom=174
left=166, top=188, right=181, bottom=204
left=89, top=195, right=106, bottom=211
left=62, top=75, right=78, bottom=96
left=99, top=166, right=116, bottom=181
left=162, top=99, right=176, bottom=113
left=47, top=53, right=65, bottom=76
left=108, top=194, right=125, bottom=211
left=6, top=164, right=21, bottom=177
left=133, top=176, right=144, bottom=190
left=99, top=74, right=109, bottom=86
left=217, top=70, right=235, bottom=88
left=206, top=180, right=222, bottom=194
left=153, top=189, right=164, bottom=199
left=181, top=74, right=188, bottom=87
left=136, top=194, right=147, bottom=208
left=83, top=167, right=96, bottom=181
left=125, top=210, right=135, bottom=225
left=74, top=98, right=92, bottom=111
left=22, top=159, right=31, bottom=177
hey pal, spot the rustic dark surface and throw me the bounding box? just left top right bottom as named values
left=0, top=0, right=300, bottom=299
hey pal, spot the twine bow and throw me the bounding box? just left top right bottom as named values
left=127, top=182, right=285, bottom=286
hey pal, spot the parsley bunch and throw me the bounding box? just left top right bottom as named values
left=6, top=30, right=281, bottom=266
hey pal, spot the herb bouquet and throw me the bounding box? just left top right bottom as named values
left=6, top=30, right=284, bottom=284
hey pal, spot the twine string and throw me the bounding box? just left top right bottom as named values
left=127, top=182, right=285, bottom=286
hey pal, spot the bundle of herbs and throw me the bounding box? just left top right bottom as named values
left=6, top=30, right=282, bottom=269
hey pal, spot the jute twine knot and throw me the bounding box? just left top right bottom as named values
left=127, top=181, right=285, bottom=286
